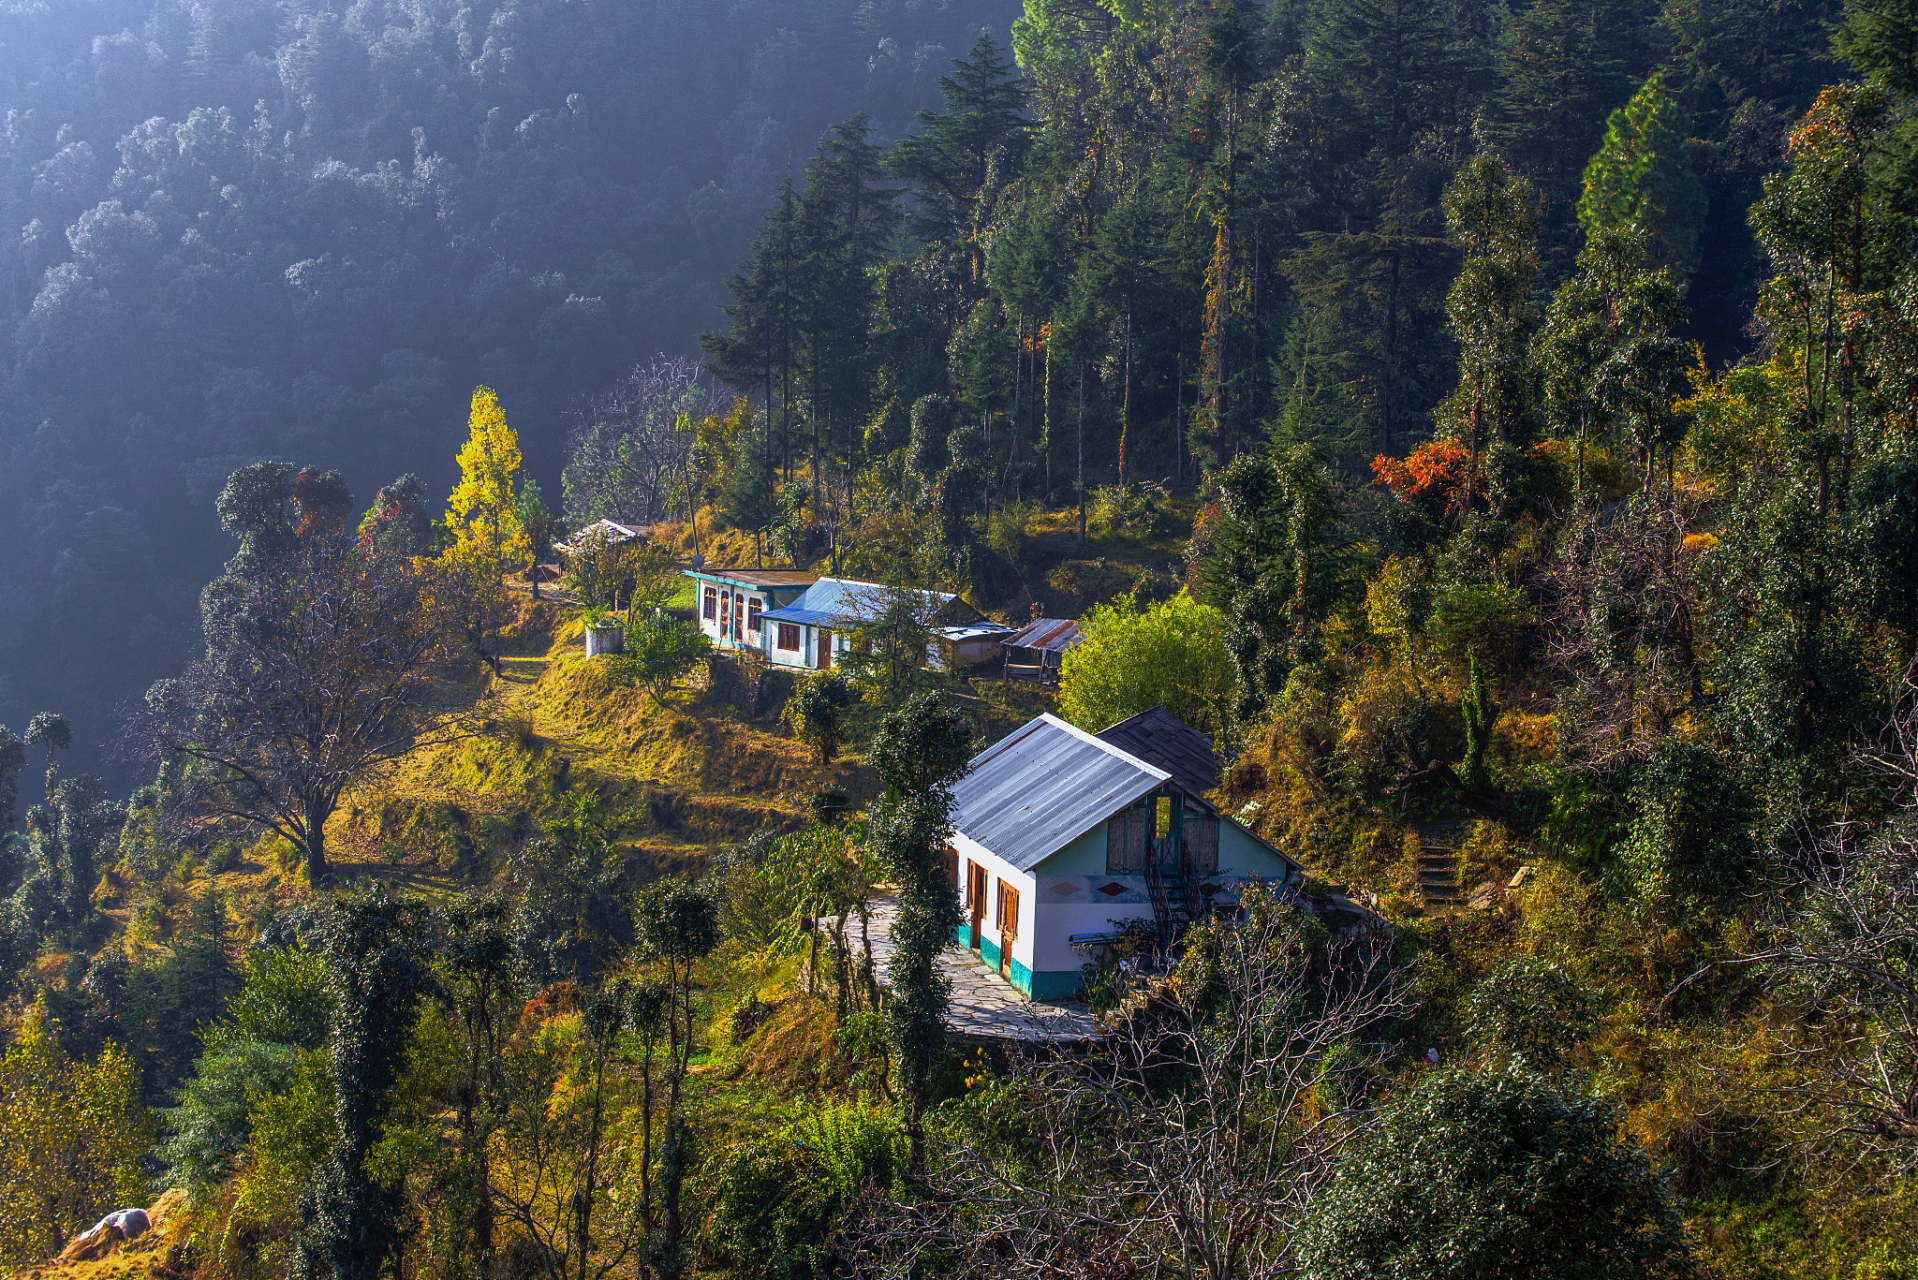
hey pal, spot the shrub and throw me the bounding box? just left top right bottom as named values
left=1426, top=577, right=1532, bottom=669
left=0, top=1002, right=151, bottom=1267
left=984, top=498, right=1034, bottom=569
left=709, top=1104, right=905, bottom=1279
left=1333, top=663, right=1459, bottom=796
left=1059, top=590, right=1233, bottom=740
left=1296, top=1064, right=1695, bottom=1280
left=612, top=611, right=710, bottom=699
left=1464, top=958, right=1603, bottom=1068
left=782, top=672, right=855, bottom=764
left=1618, top=740, right=1754, bottom=901
left=727, top=991, right=776, bottom=1044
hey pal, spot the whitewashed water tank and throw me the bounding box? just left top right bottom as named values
left=584, top=621, right=625, bottom=657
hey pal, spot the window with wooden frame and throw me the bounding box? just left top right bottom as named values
left=1106, top=801, right=1148, bottom=874
left=747, top=599, right=764, bottom=632
left=702, top=587, right=717, bottom=620
left=1187, top=807, right=1220, bottom=874
left=776, top=622, right=801, bottom=651
left=996, top=879, right=1020, bottom=939
left=732, top=593, right=745, bottom=640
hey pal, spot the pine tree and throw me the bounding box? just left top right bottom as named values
left=1578, top=71, right=1708, bottom=279
left=1484, top=0, right=1650, bottom=262
left=1835, top=0, right=1918, bottom=93
left=886, top=34, right=1029, bottom=257
left=1194, top=0, right=1261, bottom=474
left=793, top=117, right=900, bottom=500
left=703, top=179, right=800, bottom=476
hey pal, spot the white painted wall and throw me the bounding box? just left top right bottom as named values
left=950, top=831, right=1036, bottom=974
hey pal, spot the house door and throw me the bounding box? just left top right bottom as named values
left=967, top=862, right=987, bottom=950
left=817, top=627, right=834, bottom=668
left=996, top=880, right=1019, bottom=979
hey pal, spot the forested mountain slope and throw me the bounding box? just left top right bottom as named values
left=0, top=0, right=1018, bottom=784
left=9, top=0, right=1918, bottom=1276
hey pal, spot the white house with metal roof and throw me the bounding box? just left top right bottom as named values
left=947, top=710, right=1303, bottom=1000
left=749, top=576, right=990, bottom=670
left=684, top=567, right=817, bottom=653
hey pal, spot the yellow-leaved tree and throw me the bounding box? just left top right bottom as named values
left=0, top=1002, right=150, bottom=1266
left=444, top=385, right=530, bottom=672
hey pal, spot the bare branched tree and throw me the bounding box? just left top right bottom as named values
left=488, top=983, right=656, bottom=1280
left=561, top=355, right=708, bottom=530
left=845, top=889, right=1411, bottom=1279
left=140, top=536, right=472, bottom=884
left=1747, top=656, right=1918, bottom=1189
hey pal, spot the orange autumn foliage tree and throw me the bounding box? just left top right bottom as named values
left=1371, top=440, right=1473, bottom=520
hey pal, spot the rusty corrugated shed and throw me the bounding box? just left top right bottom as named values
left=1002, top=617, right=1083, bottom=656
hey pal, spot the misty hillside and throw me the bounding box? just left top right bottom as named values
left=0, top=0, right=1018, bottom=782
left=9, top=0, right=1918, bottom=1276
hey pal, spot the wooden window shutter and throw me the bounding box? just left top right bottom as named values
left=1106, top=801, right=1147, bottom=874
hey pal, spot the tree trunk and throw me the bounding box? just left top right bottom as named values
left=1076, top=365, right=1086, bottom=546
left=1119, top=312, right=1131, bottom=487
left=302, top=797, right=330, bottom=884
left=1202, top=214, right=1232, bottom=473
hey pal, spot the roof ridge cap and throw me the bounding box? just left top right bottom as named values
left=1036, top=713, right=1171, bottom=781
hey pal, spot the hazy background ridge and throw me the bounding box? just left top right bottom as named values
left=0, top=0, right=1020, bottom=785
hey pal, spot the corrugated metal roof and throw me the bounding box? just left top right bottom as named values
left=1097, top=706, right=1222, bottom=797
left=936, top=622, right=1014, bottom=641
left=760, top=606, right=842, bottom=626
left=555, top=519, right=643, bottom=553
left=1003, top=617, right=1084, bottom=655
left=952, top=714, right=1169, bottom=872
left=762, top=577, right=957, bottom=627
left=685, top=568, right=817, bottom=589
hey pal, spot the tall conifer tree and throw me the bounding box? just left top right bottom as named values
left=1578, top=72, right=1709, bottom=279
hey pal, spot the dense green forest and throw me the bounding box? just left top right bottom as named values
left=7, top=0, right=1918, bottom=1277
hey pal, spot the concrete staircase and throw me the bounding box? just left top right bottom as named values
left=1417, top=823, right=1462, bottom=909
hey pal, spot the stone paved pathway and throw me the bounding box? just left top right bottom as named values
left=853, top=891, right=1102, bottom=1043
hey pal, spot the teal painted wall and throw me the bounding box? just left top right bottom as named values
left=1034, top=821, right=1109, bottom=875
left=1027, top=969, right=1082, bottom=999
left=1220, top=820, right=1295, bottom=878
left=1008, top=956, right=1033, bottom=995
